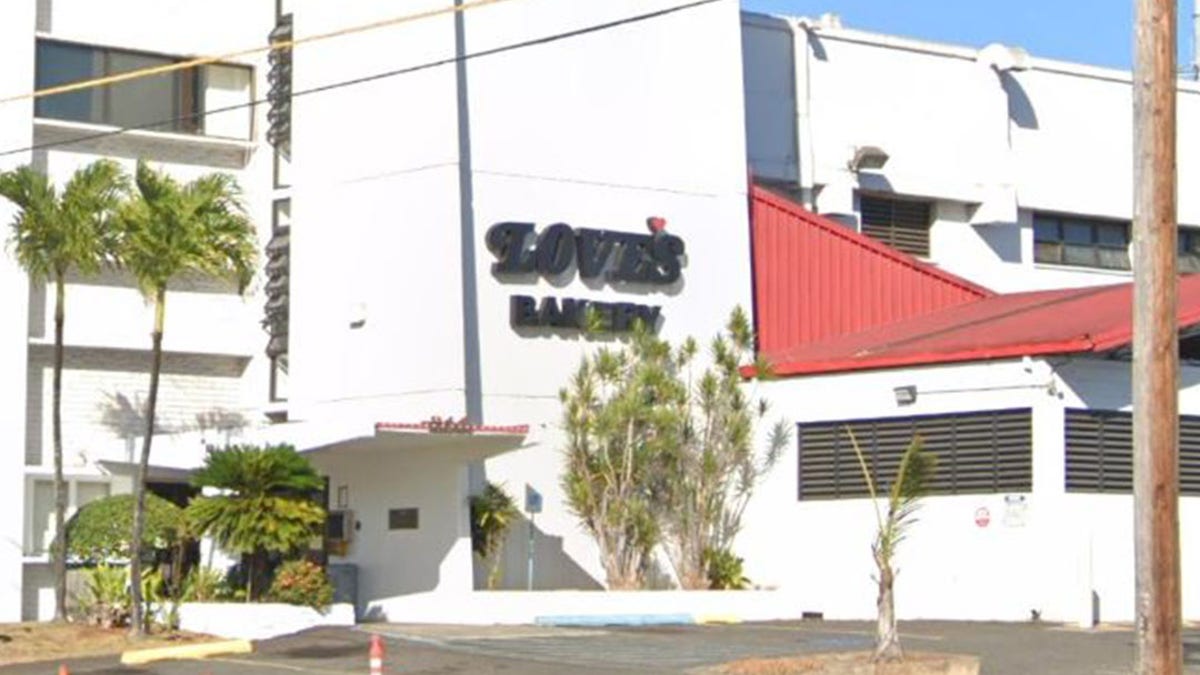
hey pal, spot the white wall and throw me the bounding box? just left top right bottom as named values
left=741, top=13, right=1200, bottom=294
left=311, top=443, right=474, bottom=620
left=738, top=356, right=1200, bottom=623
left=739, top=359, right=1061, bottom=621
left=0, top=0, right=37, bottom=624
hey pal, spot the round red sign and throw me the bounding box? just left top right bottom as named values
left=974, top=507, right=991, bottom=528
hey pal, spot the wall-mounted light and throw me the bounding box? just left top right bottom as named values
left=894, top=385, right=917, bottom=406
left=848, top=145, right=889, bottom=172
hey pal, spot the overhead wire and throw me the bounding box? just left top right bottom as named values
left=0, top=0, right=516, bottom=105
left=0, top=0, right=722, bottom=159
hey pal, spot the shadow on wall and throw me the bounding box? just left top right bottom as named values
left=974, top=222, right=1022, bottom=263
left=485, top=513, right=602, bottom=591
left=1061, top=360, right=1200, bottom=411
left=999, top=72, right=1039, bottom=131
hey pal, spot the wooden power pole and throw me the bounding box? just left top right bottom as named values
left=1132, top=0, right=1181, bottom=673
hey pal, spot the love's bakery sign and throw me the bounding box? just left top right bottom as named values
left=485, top=217, right=685, bottom=334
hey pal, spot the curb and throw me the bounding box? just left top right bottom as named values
left=119, top=639, right=253, bottom=665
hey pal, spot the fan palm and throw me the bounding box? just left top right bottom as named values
left=187, top=445, right=326, bottom=600
left=848, top=429, right=936, bottom=662
left=116, top=159, right=257, bottom=634
left=0, top=160, right=127, bottom=621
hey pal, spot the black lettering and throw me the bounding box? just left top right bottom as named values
left=559, top=298, right=585, bottom=328
left=611, top=303, right=640, bottom=332
left=634, top=305, right=662, bottom=330
left=575, top=229, right=613, bottom=279
left=510, top=295, right=538, bottom=327
left=536, top=223, right=575, bottom=276
left=610, top=233, right=650, bottom=283
left=487, top=222, right=536, bottom=274
left=650, top=234, right=686, bottom=284
left=537, top=296, right=564, bottom=326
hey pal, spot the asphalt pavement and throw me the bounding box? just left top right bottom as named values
left=6, top=621, right=1200, bottom=674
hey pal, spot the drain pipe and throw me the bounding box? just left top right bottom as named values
left=789, top=17, right=818, bottom=209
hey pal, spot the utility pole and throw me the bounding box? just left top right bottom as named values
left=1132, top=0, right=1182, bottom=673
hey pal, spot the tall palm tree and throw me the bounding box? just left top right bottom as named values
left=116, top=160, right=257, bottom=635
left=0, top=161, right=127, bottom=622
left=187, top=444, right=325, bottom=601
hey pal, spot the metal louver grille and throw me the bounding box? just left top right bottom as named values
left=1065, top=409, right=1200, bottom=494
left=860, top=195, right=932, bottom=257
left=267, top=14, right=293, bottom=150
left=797, top=408, right=1033, bottom=500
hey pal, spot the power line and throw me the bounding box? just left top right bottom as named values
left=0, top=0, right=722, bottom=159
left=0, top=0, right=516, bottom=105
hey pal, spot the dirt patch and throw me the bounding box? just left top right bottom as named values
left=703, top=651, right=980, bottom=675
left=0, top=623, right=217, bottom=665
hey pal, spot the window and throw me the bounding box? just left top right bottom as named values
left=1065, top=409, right=1200, bottom=494
left=1180, top=228, right=1200, bottom=273
left=28, top=479, right=110, bottom=555
left=1034, top=214, right=1130, bottom=270
left=35, top=39, right=252, bottom=139
left=796, top=409, right=1033, bottom=500
left=859, top=195, right=932, bottom=257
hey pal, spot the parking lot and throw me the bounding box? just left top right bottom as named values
left=7, top=621, right=1200, bottom=674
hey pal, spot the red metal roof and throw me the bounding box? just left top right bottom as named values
left=764, top=275, right=1200, bottom=376
left=750, top=186, right=992, bottom=355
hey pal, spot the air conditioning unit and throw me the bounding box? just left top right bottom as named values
left=327, top=510, right=354, bottom=543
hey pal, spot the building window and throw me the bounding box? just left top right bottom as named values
left=1180, top=228, right=1200, bottom=273
left=28, top=479, right=110, bottom=555
left=34, top=39, right=252, bottom=139
left=1065, top=409, right=1200, bottom=494
left=859, top=195, right=932, bottom=257
left=1033, top=213, right=1130, bottom=270
left=796, top=408, right=1033, bottom=500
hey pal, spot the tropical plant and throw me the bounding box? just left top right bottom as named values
left=268, top=559, right=334, bottom=610
left=64, top=493, right=187, bottom=562
left=469, top=482, right=520, bottom=589
left=704, top=548, right=750, bottom=590
left=186, top=444, right=325, bottom=601
left=75, top=564, right=131, bottom=628
left=115, top=159, right=258, bottom=635
left=848, top=430, right=937, bottom=663
left=560, top=324, right=685, bottom=589
left=180, top=566, right=232, bottom=603
left=0, top=160, right=127, bottom=621
left=659, top=307, right=789, bottom=589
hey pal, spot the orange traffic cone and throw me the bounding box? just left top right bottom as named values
left=369, top=634, right=385, bottom=675
left=58, top=665, right=68, bottom=675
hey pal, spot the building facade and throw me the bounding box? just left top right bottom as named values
left=0, top=0, right=274, bottom=621
left=3, top=0, right=1200, bottom=625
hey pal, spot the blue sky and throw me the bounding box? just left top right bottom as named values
left=740, top=1, right=1196, bottom=72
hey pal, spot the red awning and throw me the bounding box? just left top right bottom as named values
left=763, top=275, right=1200, bottom=376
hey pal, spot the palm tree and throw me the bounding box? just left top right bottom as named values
left=186, top=444, right=325, bottom=600
left=469, top=482, right=519, bottom=589
left=0, top=160, right=127, bottom=622
left=848, top=430, right=936, bottom=663
left=116, top=159, right=257, bottom=635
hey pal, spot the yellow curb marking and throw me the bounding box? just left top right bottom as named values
left=120, top=639, right=253, bottom=665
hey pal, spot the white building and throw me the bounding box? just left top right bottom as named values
left=3, top=0, right=1200, bottom=626
left=0, top=0, right=273, bottom=621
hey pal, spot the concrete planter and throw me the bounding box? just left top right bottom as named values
left=708, top=652, right=981, bottom=675
left=179, top=602, right=355, bottom=640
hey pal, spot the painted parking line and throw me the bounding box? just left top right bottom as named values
left=209, top=656, right=359, bottom=674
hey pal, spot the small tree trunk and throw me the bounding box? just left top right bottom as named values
left=52, top=273, right=68, bottom=622
left=130, top=288, right=166, bottom=637
left=874, top=561, right=902, bottom=662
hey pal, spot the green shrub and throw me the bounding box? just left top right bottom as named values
left=268, top=560, right=333, bottom=610
left=65, top=493, right=186, bottom=562
left=75, top=564, right=130, bottom=628
left=181, top=566, right=230, bottom=603
left=704, top=548, right=750, bottom=590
